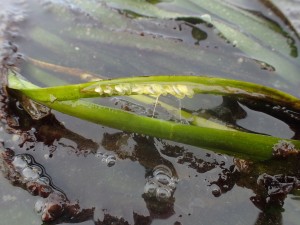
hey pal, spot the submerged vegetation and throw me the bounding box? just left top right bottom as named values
left=7, top=71, right=300, bottom=161
left=1, top=0, right=300, bottom=224
left=5, top=0, right=300, bottom=161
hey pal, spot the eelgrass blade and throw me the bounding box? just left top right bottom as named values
left=9, top=72, right=300, bottom=112
left=96, top=0, right=300, bottom=83
left=24, top=0, right=300, bottom=86
left=101, top=0, right=294, bottom=56
left=7, top=70, right=300, bottom=161
left=18, top=66, right=235, bottom=130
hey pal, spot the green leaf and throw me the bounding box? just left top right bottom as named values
left=7, top=70, right=300, bottom=161
left=9, top=72, right=300, bottom=112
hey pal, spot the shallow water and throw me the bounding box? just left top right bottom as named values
left=0, top=0, right=300, bottom=225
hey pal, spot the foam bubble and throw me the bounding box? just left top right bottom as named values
left=144, top=180, right=158, bottom=196
left=21, top=166, right=40, bottom=181
left=156, top=187, right=172, bottom=201
left=144, top=164, right=178, bottom=201
left=100, top=153, right=117, bottom=167
left=12, top=155, right=29, bottom=171
left=154, top=173, right=172, bottom=186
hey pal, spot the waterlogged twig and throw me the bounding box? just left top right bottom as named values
left=9, top=72, right=300, bottom=112
left=6, top=71, right=300, bottom=161
left=28, top=58, right=101, bottom=81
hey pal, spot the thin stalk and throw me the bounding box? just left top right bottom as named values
left=28, top=58, right=102, bottom=81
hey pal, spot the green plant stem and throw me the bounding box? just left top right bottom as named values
left=9, top=73, right=300, bottom=112
left=24, top=64, right=234, bottom=130
left=29, top=59, right=235, bottom=130
left=7, top=70, right=300, bottom=161
left=45, top=99, right=298, bottom=161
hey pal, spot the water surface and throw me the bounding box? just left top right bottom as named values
left=0, top=0, right=300, bottom=225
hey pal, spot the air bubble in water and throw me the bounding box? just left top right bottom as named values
left=95, top=151, right=103, bottom=158
left=153, top=165, right=177, bottom=188
left=144, top=164, right=177, bottom=201
left=12, top=155, right=28, bottom=171
left=153, top=165, right=172, bottom=177
left=156, top=187, right=172, bottom=201
left=21, top=166, right=40, bottom=181
left=167, top=178, right=177, bottom=190
left=31, top=165, right=43, bottom=175
left=101, top=153, right=116, bottom=167
left=155, top=173, right=172, bottom=186
left=12, top=154, right=31, bottom=171
left=144, top=180, right=158, bottom=196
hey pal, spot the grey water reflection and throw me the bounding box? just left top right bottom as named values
left=0, top=93, right=300, bottom=224
left=0, top=0, right=300, bottom=225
